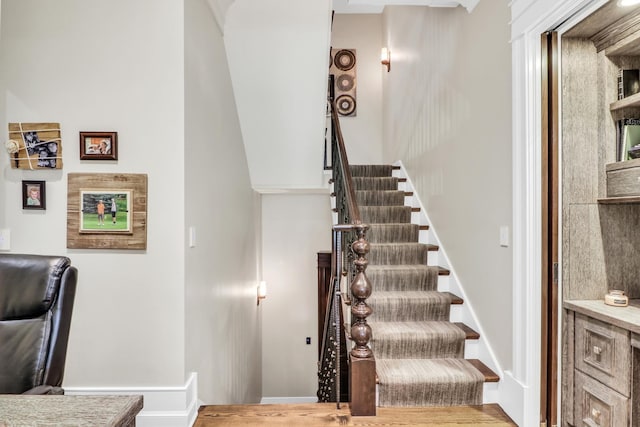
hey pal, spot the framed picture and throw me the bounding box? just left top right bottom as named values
left=80, top=190, right=132, bottom=233
left=79, top=131, right=118, bottom=160
left=22, top=180, right=46, bottom=210
left=8, top=123, right=63, bottom=169
left=67, top=173, right=147, bottom=250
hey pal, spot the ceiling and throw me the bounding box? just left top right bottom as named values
left=333, top=0, right=480, bottom=14
left=207, top=0, right=481, bottom=25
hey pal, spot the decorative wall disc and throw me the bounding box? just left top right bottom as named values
left=334, top=49, right=356, bottom=71
left=336, top=74, right=355, bottom=92
left=336, top=95, right=356, bottom=116
left=330, top=48, right=357, bottom=117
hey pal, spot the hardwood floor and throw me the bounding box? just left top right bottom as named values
left=194, top=403, right=517, bottom=426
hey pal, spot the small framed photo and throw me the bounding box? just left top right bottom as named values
left=22, top=180, right=46, bottom=210
left=79, top=131, right=118, bottom=160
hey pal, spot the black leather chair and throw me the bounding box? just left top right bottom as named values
left=0, top=254, right=77, bottom=394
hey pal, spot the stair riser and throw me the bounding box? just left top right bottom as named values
left=367, top=269, right=439, bottom=292
left=369, top=245, right=429, bottom=265
left=353, top=177, right=398, bottom=191
left=369, top=300, right=451, bottom=322
left=350, top=165, right=394, bottom=178
left=375, top=358, right=486, bottom=407
left=356, top=191, right=405, bottom=206
left=370, top=338, right=465, bottom=359
left=361, top=207, right=412, bottom=224
left=368, top=224, right=419, bottom=243
left=377, top=382, right=483, bottom=407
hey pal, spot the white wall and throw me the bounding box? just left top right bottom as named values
left=224, top=0, right=333, bottom=190
left=184, top=0, right=262, bottom=404
left=331, top=14, right=384, bottom=165
left=0, top=0, right=186, bottom=387
left=382, top=1, right=513, bottom=368
left=261, top=193, right=332, bottom=399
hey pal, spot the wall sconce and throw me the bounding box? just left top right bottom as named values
left=381, top=47, right=391, bottom=72
left=257, top=281, right=267, bottom=305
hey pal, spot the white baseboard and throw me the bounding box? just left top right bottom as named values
left=260, top=396, right=317, bottom=404
left=498, top=371, right=525, bottom=426
left=65, top=372, right=199, bottom=427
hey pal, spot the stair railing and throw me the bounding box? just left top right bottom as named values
left=317, top=78, right=376, bottom=416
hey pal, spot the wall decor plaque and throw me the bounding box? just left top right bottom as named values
left=67, top=173, right=147, bottom=250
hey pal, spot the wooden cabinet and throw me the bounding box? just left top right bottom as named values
left=573, top=314, right=631, bottom=426
left=575, top=370, right=629, bottom=427
left=575, top=314, right=630, bottom=397
left=606, top=159, right=640, bottom=198
left=562, top=3, right=640, bottom=425
left=565, top=301, right=640, bottom=426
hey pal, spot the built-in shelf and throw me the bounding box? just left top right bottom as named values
left=564, top=299, right=640, bottom=335
left=611, top=91, right=640, bottom=111
left=598, top=196, right=640, bottom=204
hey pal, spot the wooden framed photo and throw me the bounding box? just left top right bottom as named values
left=80, top=190, right=132, bottom=233
left=22, top=180, right=46, bottom=210
left=67, top=173, right=147, bottom=250
left=79, top=131, right=118, bottom=160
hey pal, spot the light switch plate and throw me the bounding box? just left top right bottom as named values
left=500, top=226, right=509, bottom=247
left=189, top=226, right=196, bottom=248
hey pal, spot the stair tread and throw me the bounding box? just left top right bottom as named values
left=376, top=358, right=494, bottom=383
left=375, top=358, right=484, bottom=407
left=467, top=359, right=500, bottom=383
left=370, top=291, right=461, bottom=306
left=370, top=320, right=476, bottom=340
left=369, top=291, right=452, bottom=321
left=370, top=290, right=455, bottom=301
left=366, top=223, right=429, bottom=231
left=370, top=242, right=438, bottom=251
left=453, top=322, right=479, bottom=340
left=367, top=264, right=446, bottom=273
left=444, top=292, right=463, bottom=304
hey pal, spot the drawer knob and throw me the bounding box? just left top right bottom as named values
left=591, top=407, right=601, bottom=423
left=593, top=345, right=602, bottom=362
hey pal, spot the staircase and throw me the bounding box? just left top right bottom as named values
left=348, top=164, right=498, bottom=407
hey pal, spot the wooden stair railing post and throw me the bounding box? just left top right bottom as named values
left=348, top=223, right=376, bottom=416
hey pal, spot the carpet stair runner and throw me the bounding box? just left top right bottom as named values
left=349, top=164, right=494, bottom=407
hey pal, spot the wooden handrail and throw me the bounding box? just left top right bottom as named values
left=329, top=100, right=361, bottom=224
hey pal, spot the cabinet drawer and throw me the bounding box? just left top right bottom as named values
left=606, top=159, right=640, bottom=197
left=575, top=370, right=628, bottom=427
left=575, top=314, right=630, bottom=396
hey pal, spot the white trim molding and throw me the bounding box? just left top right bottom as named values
left=345, top=0, right=480, bottom=12
left=509, top=0, right=608, bottom=425
left=65, top=372, right=199, bottom=427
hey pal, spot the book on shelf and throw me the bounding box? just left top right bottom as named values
left=618, top=69, right=640, bottom=100
left=617, top=118, right=640, bottom=161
